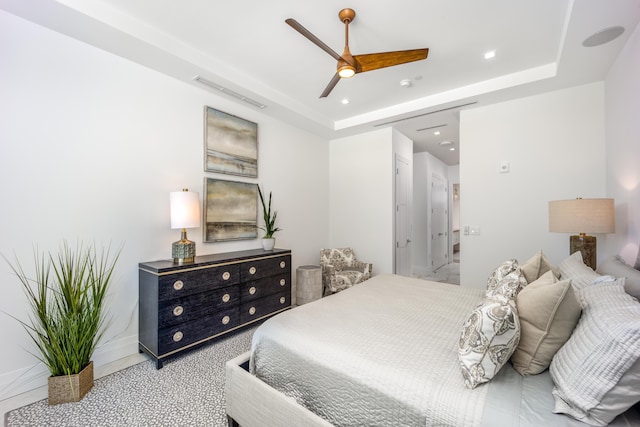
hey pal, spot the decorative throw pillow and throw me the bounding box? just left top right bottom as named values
left=597, top=254, right=640, bottom=300
left=486, top=265, right=527, bottom=300
left=520, top=250, right=553, bottom=284
left=486, top=259, right=526, bottom=298
left=458, top=296, right=520, bottom=389
left=549, top=278, right=640, bottom=426
left=557, top=251, right=601, bottom=289
left=511, top=271, right=581, bottom=376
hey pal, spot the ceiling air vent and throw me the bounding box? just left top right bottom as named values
left=193, top=76, right=266, bottom=109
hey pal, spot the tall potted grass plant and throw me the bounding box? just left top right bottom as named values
left=4, top=241, right=121, bottom=405
left=257, top=185, right=281, bottom=250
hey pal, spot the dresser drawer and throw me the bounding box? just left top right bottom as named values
left=158, top=307, right=239, bottom=355
left=158, top=286, right=239, bottom=327
left=240, top=290, right=290, bottom=324
left=158, top=264, right=239, bottom=301
left=240, top=256, right=291, bottom=282
left=240, top=274, right=291, bottom=302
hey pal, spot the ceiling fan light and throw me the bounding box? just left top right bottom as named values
left=338, top=64, right=355, bottom=78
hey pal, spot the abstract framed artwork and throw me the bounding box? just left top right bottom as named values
left=204, top=106, right=258, bottom=177
left=203, top=178, right=257, bottom=242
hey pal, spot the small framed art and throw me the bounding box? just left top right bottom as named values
left=204, top=106, right=258, bottom=177
left=204, top=178, right=257, bottom=242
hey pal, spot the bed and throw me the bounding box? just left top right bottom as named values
left=225, top=271, right=640, bottom=427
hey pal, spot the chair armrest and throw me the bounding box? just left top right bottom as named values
left=351, top=261, right=373, bottom=276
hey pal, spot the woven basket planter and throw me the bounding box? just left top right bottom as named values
left=47, top=361, right=94, bottom=405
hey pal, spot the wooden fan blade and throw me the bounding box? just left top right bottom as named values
left=285, top=18, right=342, bottom=61
left=354, top=48, right=429, bottom=73
left=320, top=73, right=341, bottom=98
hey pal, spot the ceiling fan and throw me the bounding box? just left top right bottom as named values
left=285, top=8, right=429, bottom=98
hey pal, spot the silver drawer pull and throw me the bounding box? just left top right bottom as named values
left=222, top=315, right=230, bottom=325
left=173, top=331, right=183, bottom=342
left=173, top=280, right=184, bottom=291
left=173, top=306, right=184, bottom=316
left=280, top=297, right=286, bottom=304
left=249, top=286, right=256, bottom=295
left=249, top=307, right=256, bottom=315
left=280, top=279, right=286, bottom=286
left=249, top=266, right=256, bottom=275
left=222, top=271, right=231, bottom=281
left=280, top=261, right=286, bottom=268
left=222, top=293, right=230, bottom=303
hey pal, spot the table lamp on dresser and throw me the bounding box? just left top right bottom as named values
left=170, top=188, right=201, bottom=265
left=548, top=197, right=615, bottom=270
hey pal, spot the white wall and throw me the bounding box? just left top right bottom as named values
left=604, top=21, right=640, bottom=264
left=329, top=128, right=394, bottom=274
left=459, top=83, right=607, bottom=287
left=412, top=151, right=449, bottom=275
left=0, top=11, right=329, bottom=399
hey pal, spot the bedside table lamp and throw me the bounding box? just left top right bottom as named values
left=549, top=198, right=615, bottom=270
left=170, top=189, right=201, bottom=264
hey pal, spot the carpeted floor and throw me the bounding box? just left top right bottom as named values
left=7, top=327, right=256, bottom=427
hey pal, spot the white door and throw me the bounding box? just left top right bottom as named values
left=395, top=155, right=411, bottom=276
left=431, top=173, right=448, bottom=271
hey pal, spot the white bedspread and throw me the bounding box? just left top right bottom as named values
left=247, top=274, right=640, bottom=427
left=250, top=274, right=487, bottom=427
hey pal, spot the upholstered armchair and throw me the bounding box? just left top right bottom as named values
left=319, top=248, right=373, bottom=295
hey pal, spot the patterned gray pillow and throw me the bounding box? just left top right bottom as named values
left=486, top=259, right=519, bottom=292
left=458, top=296, right=520, bottom=389
left=486, top=268, right=527, bottom=300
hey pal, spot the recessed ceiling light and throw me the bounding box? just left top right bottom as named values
left=449, top=147, right=456, bottom=151
left=434, top=131, right=440, bottom=135
left=400, top=79, right=412, bottom=88
left=341, top=98, right=350, bottom=105
left=484, top=50, right=496, bottom=60
left=439, top=141, right=452, bottom=146
left=583, top=26, right=625, bottom=47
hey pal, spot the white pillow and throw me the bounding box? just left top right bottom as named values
left=549, top=277, right=640, bottom=426
left=597, top=254, right=640, bottom=299
left=458, top=296, right=520, bottom=389
left=557, top=251, right=601, bottom=289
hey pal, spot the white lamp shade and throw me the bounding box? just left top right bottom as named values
left=170, top=191, right=201, bottom=229
left=549, top=198, right=615, bottom=234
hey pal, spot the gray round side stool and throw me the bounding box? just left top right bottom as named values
left=296, top=265, right=322, bottom=305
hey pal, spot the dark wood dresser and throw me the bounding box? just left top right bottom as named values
left=138, top=248, right=292, bottom=368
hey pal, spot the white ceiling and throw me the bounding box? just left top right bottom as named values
left=3, top=0, right=640, bottom=165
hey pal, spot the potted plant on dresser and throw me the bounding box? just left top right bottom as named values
left=257, top=185, right=281, bottom=251
left=4, top=241, right=120, bottom=405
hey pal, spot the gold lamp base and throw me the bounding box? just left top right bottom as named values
left=172, top=229, right=196, bottom=265
left=570, top=234, right=597, bottom=270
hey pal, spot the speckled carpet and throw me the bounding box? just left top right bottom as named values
left=7, top=327, right=256, bottom=427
